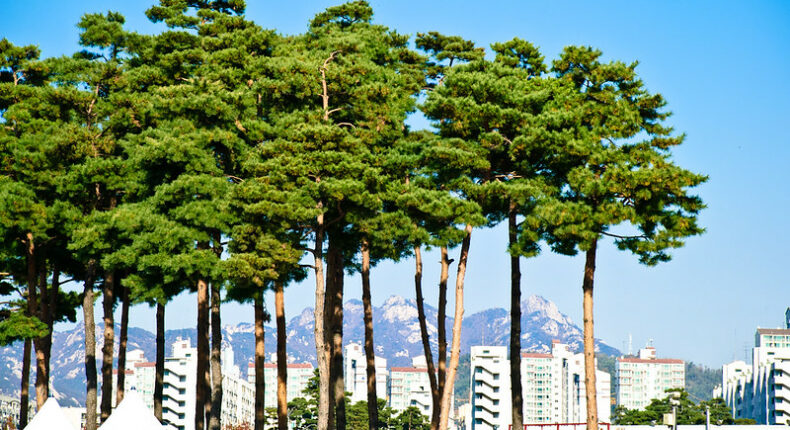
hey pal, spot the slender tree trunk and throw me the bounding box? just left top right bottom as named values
left=275, top=281, right=288, bottom=430
left=414, top=247, right=440, bottom=430
left=437, top=246, right=451, bottom=408
left=83, top=263, right=98, bottom=430
left=439, top=224, right=472, bottom=430
left=34, top=266, right=47, bottom=408
left=19, top=338, right=31, bottom=429
left=327, top=237, right=346, bottom=430
left=509, top=204, right=524, bottom=430
left=313, top=209, right=330, bottom=430
left=360, top=239, right=378, bottom=430
left=583, top=240, right=599, bottom=430
left=116, top=285, right=130, bottom=405
left=44, top=267, right=59, bottom=402
left=196, top=276, right=210, bottom=430
left=325, top=270, right=336, bottom=430
left=209, top=281, right=223, bottom=430
left=154, top=302, right=165, bottom=421
left=100, top=271, right=115, bottom=421
left=23, top=234, right=37, bottom=420
left=254, top=293, right=266, bottom=430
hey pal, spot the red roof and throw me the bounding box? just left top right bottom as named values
left=522, top=353, right=552, bottom=359
left=617, top=357, right=683, bottom=364
left=391, top=367, right=429, bottom=373
left=112, top=370, right=134, bottom=375
left=134, top=362, right=156, bottom=368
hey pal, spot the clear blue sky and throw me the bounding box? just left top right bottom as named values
left=2, top=0, right=789, bottom=368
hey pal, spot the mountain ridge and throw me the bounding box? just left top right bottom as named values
left=0, top=293, right=619, bottom=406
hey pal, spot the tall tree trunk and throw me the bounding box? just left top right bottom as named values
left=34, top=265, right=47, bottom=408
left=325, top=271, right=336, bottom=430
left=154, top=302, right=165, bottom=421
left=313, top=209, right=330, bottom=430
left=414, top=247, right=440, bottom=430
left=23, top=233, right=37, bottom=420
left=209, top=282, right=222, bottom=430
left=437, top=246, right=451, bottom=408
left=509, top=204, right=524, bottom=430
left=254, top=293, right=266, bottom=430
left=439, top=224, right=472, bottom=430
left=116, top=285, right=130, bottom=405
left=275, top=281, right=288, bottom=430
left=583, top=240, right=599, bottom=430
left=196, top=276, right=210, bottom=430
left=19, top=338, right=31, bottom=429
left=360, top=239, right=378, bottom=430
left=44, top=267, right=59, bottom=402
left=83, top=264, right=98, bottom=430
left=327, top=236, right=345, bottom=430
left=100, top=271, right=115, bottom=422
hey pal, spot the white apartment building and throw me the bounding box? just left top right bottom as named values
left=715, top=319, right=790, bottom=424
left=343, top=343, right=388, bottom=404
left=522, top=341, right=611, bottom=424
left=615, top=346, right=685, bottom=410
left=162, top=339, right=199, bottom=430
left=110, top=340, right=258, bottom=430
left=246, top=361, right=315, bottom=407
left=470, top=346, right=512, bottom=430
left=469, top=343, right=611, bottom=430
left=389, top=356, right=435, bottom=416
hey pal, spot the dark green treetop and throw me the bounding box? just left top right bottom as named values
left=540, top=46, right=706, bottom=263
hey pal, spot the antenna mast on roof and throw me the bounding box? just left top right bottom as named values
left=628, top=333, right=633, bottom=356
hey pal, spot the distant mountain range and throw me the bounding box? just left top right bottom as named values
left=0, top=294, right=619, bottom=407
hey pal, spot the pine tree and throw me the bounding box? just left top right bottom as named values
left=542, top=46, right=706, bottom=430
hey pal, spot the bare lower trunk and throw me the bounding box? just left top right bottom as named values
left=209, top=282, right=222, bottom=430
left=360, top=239, right=378, bottom=429
left=327, top=238, right=346, bottom=430
left=154, top=302, right=165, bottom=421
left=414, top=247, right=440, bottom=430
left=325, top=270, right=336, bottom=430
left=254, top=294, right=266, bottom=430
left=34, top=267, right=47, bottom=409
left=439, top=224, right=472, bottom=430
left=100, top=272, right=115, bottom=421
left=509, top=205, right=524, bottom=430
left=437, top=246, right=450, bottom=406
left=83, top=265, right=98, bottom=430
left=20, top=338, right=31, bottom=428
left=583, top=240, right=599, bottom=430
left=42, top=267, right=59, bottom=405
left=196, top=277, right=210, bottom=430
left=117, top=285, right=130, bottom=405
left=275, top=281, right=288, bottom=430
left=313, top=211, right=330, bottom=430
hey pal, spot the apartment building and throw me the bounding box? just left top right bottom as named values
left=470, top=346, right=512, bottom=430
left=522, top=341, right=611, bottom=424
left=110, top=340, right=259, bottom=430
left=469, top=342, right=611, bottom=430
left=615, top=346, right=685, bottom=410
left=715, top=315, right=790, bottom=425
left=343, top=343, right=388, bottom=404
left=246, top=360, right=315, bottom=407
left=389, top=356, right=435, bottom=416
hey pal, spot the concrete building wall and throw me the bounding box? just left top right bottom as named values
left=616, top=347, right=685, bottom=410
left=717, top=327, right=790, bottom=425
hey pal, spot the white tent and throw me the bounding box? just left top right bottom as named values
left=98, top=391, right=168, bottom=430
left=24, top=397, right=76, bottom=430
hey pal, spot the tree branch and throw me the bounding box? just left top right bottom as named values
left=599, top=231, right=647, bottom=240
